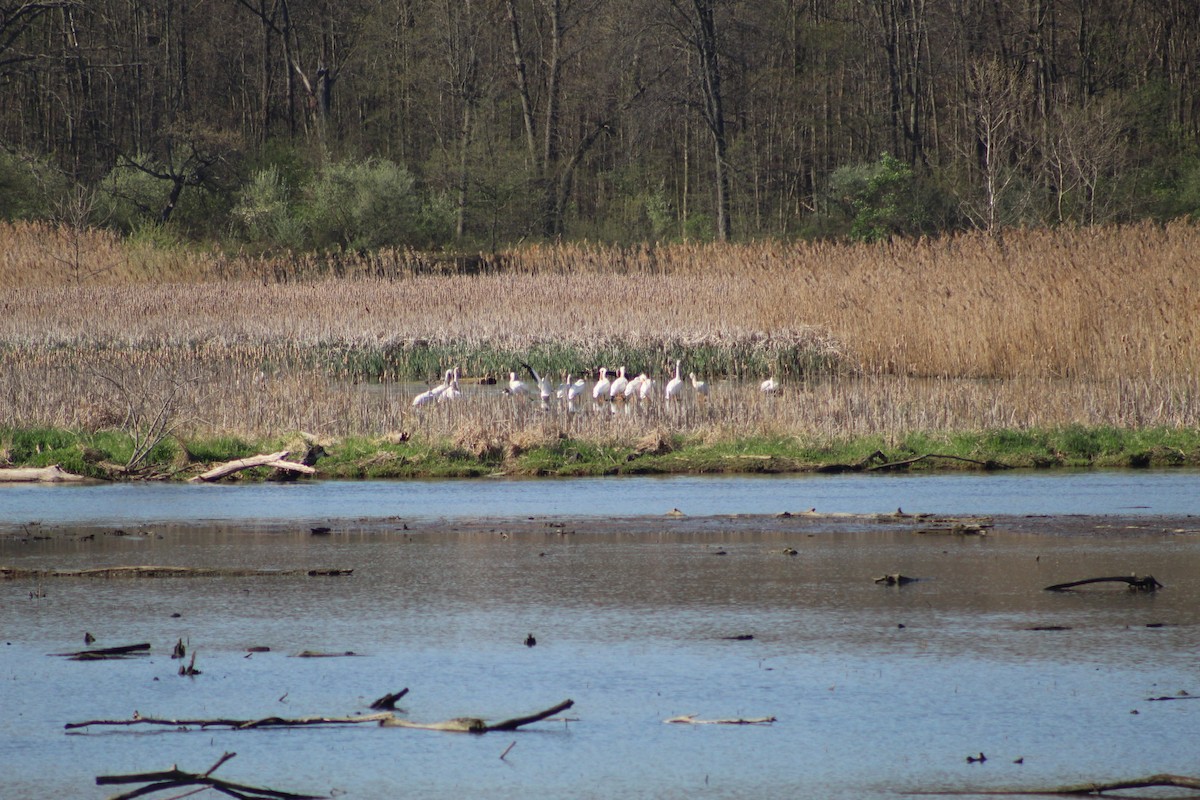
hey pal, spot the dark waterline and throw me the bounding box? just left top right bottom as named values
left=1, top=469, right=1198, bottom=525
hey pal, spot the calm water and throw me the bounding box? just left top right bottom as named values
left=2, top=472, right=1200, bottom=798
left=1, top=469, right=1198, bottom=525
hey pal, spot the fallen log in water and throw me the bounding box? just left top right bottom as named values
left=1044, top=575, right=1163, bottom=592
left=664, top=714, right=777, bottom=725
left=946, top=772, right=1200, bottom=795
left=189, top=450, right=315, bottom=483
left=2, top=565, right=351, bottom=580
left=0, top=464, right=87, bottom=483
left=95, top=751, right=325, bottom=800
left=380, top=699, right=574, bottom=733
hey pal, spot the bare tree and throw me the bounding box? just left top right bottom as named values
left=964, top=59, right=1030, bottom=230
left=665, top=0, right=732, bottom=240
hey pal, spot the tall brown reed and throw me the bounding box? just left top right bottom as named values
left=2, top=220, right=1198, bottom=443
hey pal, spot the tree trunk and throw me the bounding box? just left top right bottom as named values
left=692, top=0, right=731, bottom=241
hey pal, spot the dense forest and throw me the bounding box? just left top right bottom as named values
left=1, top=0, right=1198, bottom=251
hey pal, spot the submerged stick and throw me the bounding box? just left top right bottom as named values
left=1044, top=575, right=1163, bottom=592
left=53, top=643, right=150, bottom=660
left=96, top=751, right=325, bottom=800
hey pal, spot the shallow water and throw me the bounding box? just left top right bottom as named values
left=3, top=502, right=1200, bottom=798
left=2, top=469, right=1199, bottom=526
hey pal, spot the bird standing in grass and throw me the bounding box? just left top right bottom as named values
left=689, top=372, right=710, bottom=400
left=593, top=367, right=611, bottom=401
left=439, top=366, right=462, bottom=402
left=625, top=372, right=648, bottom=399
left=609, top=366, right=629, bottom=399
left=413, top=369, right=453, bottom=407
left=665, top=359, right=683, bottom=401
left=760, top=377, right=780, bottom=394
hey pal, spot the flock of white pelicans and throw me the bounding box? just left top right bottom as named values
left=412, top=360, right=782, bottom=410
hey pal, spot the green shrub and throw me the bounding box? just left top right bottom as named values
left=0, top=149, right=67, bottom=220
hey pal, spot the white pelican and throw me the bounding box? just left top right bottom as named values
left=624, top=372, right=648, bottom=399
left=566, top=374, right=586, bottom=402
left=689, top=372, right=710, bottom=399
left=593, top=367, right=611, bottom=400
left=664, top=359, right=683, bottom=401
left=522, top=362, right=554, bottom=404
left=439, top=367, right=462, bottom=402
left=609, top=366, right=629, bottom=399
left=413, top=369, right=452, bottom=407
left=507, top=371, right=530, bottom=397
left=760, top=377, right=780, bottom=394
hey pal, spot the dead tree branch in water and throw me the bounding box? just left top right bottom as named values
left=66, top=712, right=395, bottom=731
left=1044, top=575, right=1163, bottom=592
left=380, top=699, right=574, bottom=733
left=95, top=751, right=325, bottom=800
left=68, top=699, right=574, bottom=734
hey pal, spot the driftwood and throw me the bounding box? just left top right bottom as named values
left=950, top=773, right=1200, bottom=795
left=95, top=751, right=324, bottom=800
left=66, top=712, right=395, bottom=731
left=817, top=450, right=1011, bottom=474
left=664, top=714, right=777, bottom=725
left=53, top=643, right=150, bottom=660
left=0, top=464, right=87, bottom=483
left=189, top=450, right=315, bottom=483
left=1044, top=575, right=1163, bottom=592
left=2, top=565, right=350, bottom=580
left=380, top=698, right=574, bottom=733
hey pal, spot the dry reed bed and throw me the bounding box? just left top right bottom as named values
left=2, top=221, right=1198, bottom=442
left=3, top=221, right=1197, bottom=381
left=2, top=347, right=1197, bottom=443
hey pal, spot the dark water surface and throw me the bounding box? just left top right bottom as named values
left=2, top=472, right=1200, bottom=798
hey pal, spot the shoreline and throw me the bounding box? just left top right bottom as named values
left=5, top=424, right=1200, bottom=483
